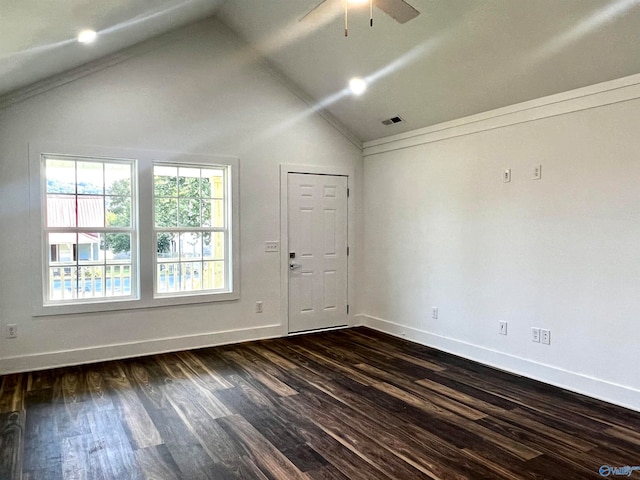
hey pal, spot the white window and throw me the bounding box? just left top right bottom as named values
left=153, top=164, right=231, bottom=296
left=43, top=156, right=137, bottom=305
left=30, top=143, right=239, bottom=316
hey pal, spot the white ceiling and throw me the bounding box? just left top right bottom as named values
left=2, top=0, right=640, bottom=143
left=0, top=0, right=225, bottom=98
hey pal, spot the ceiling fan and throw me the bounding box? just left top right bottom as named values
left=301, top=0, right=420, bottom=36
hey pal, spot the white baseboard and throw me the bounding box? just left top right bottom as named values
left=356, top=314, right=640, bottom=413
left=0, top=324, right=284, bottom=375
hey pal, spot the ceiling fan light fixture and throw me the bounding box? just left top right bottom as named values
left=349, top=77, right=367, bottom=95
left=77, top=29, right=97, bottom=44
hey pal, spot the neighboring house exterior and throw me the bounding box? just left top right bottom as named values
left=47, top=195, right=102, bottom=262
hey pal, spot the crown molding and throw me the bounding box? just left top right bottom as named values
left=363, top=73, right=640, bottom=157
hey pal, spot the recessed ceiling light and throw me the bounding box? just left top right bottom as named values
left=349, top=77, right=367, bottom=96
left=77, top=30, right=97, bottom=44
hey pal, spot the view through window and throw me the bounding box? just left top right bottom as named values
left=154, top=165, right=229, bottom=295
left=44, top=157, right=136, bottom=303
left=35, top=147, right=238, bottom=313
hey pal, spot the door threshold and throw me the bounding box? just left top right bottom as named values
left=287, top=324, right=349, bottom=336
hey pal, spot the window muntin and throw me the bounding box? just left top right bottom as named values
left=153, top=165, right=230, bottom=296
left=43, top=156, right=136, bottom=304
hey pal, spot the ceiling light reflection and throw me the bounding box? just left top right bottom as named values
left=77, top=30, right=97, bottom=44
left=349, top=77, right=367, bottom=95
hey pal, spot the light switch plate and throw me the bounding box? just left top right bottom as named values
left=531, top=327, right=540, bottom=343
left=265, top=241, right=279, bottom=253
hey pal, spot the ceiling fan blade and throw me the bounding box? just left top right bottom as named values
left=375, top=0, right=420, bottom=24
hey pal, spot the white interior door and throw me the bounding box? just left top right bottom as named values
left=288, top=173, right=348, bottom=333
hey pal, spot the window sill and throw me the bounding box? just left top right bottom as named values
left=32, top=291, right=240, bottom=317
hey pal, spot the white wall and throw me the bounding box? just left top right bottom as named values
left=0, top=17, right=362, bottom=371
left=2, top=12, right=638, bottom=413
left=359, top=76, right=640, bottom=412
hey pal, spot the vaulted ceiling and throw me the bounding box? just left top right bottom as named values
left=3, top=0, right=640, bottom=142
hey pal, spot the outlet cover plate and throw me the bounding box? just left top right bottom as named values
left=499, top=321, right=508, bottom=335
left=541, top=329, right=551, bottom=345
left=5, top=324, right=17, bottom=339
left=533, top=164, right=542, bottom=180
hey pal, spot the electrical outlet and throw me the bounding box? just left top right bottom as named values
left=533, top=164, right=542, bottom=180
left=265, top=241, right=279, bottom=253
left=499, top=321, right=508, bottom=335
left=431, top=307, right=438, bottom=319
left=256, top=301, right=263, bottom=313
left=503, top=169, right=511, bottom=183
left=541, top=329, right=551, bottom=345
left=531, top=327, right=540, bottom=343
left=5, top=324, right=17, bottom=339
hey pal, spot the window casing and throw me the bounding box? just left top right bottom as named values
left=30, top=143, right=239, bottom=316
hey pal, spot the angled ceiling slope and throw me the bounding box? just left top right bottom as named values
left=2, top=1, right=640, bottom=144
left=0, top=0, right=226, bottom=99
left=218, top=0, right=640, bottom=142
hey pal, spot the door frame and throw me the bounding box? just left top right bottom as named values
left=280, top=164, right=355, bottom=334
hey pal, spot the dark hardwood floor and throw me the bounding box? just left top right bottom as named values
left=1, top=327, right=639, bottom=479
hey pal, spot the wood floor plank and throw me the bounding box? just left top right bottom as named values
left=246, top=343, right=299, bottom=370
left=60, top=434, right=106, bottom=480
left=306, top=434, right=394, bottom=480
left=85, top=409, right=143, bottom=480
left=156, top=355, right=233, bottom=419
left=220, top=350, right=298, bottom=397
left=175, top=351, right=234, bottom=391
left=7, top=326, right=640, bottom=480
left=354, top=363, right=488, bottom=420
left=415, top=377, right=510, bottom=417
left=85, top=369, right=115, bottom=412
left=23, top=389, right=62, bottom=480
left=136, top=400, right=234, bottom=480
left=133, top=445, right=183, bottom=480
left=0, top=374, right=26, bottom=413
left=99, top=363, right=163, bottom=450
left=305, top=464, right=350, bottom=480
left=285, top=390, right=477, bottom=480
left=0, top=411, right=24, bottom=480
left=338, top=329, right=447, bottom=372
left=284, top=342, right=378, bottom=387
left=149, top=376, right=241, bottom=471
left=217, top=414, right=307, bottom=480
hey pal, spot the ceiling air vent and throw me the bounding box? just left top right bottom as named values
left=381, top=115, right=404, bottom=126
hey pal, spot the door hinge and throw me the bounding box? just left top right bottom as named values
left=347, top=305, right=350, bottom=314
left=347, top=188, right=350, bottom=198
left=347, top=246, right=350, bottom=256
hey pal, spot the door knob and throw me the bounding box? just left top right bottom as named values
left=289, top=262, right=302, bottom=270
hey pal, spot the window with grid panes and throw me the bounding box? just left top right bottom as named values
left=153, top=164, right=230, bottom=296
left=43, top=156, right=137, bottom=304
